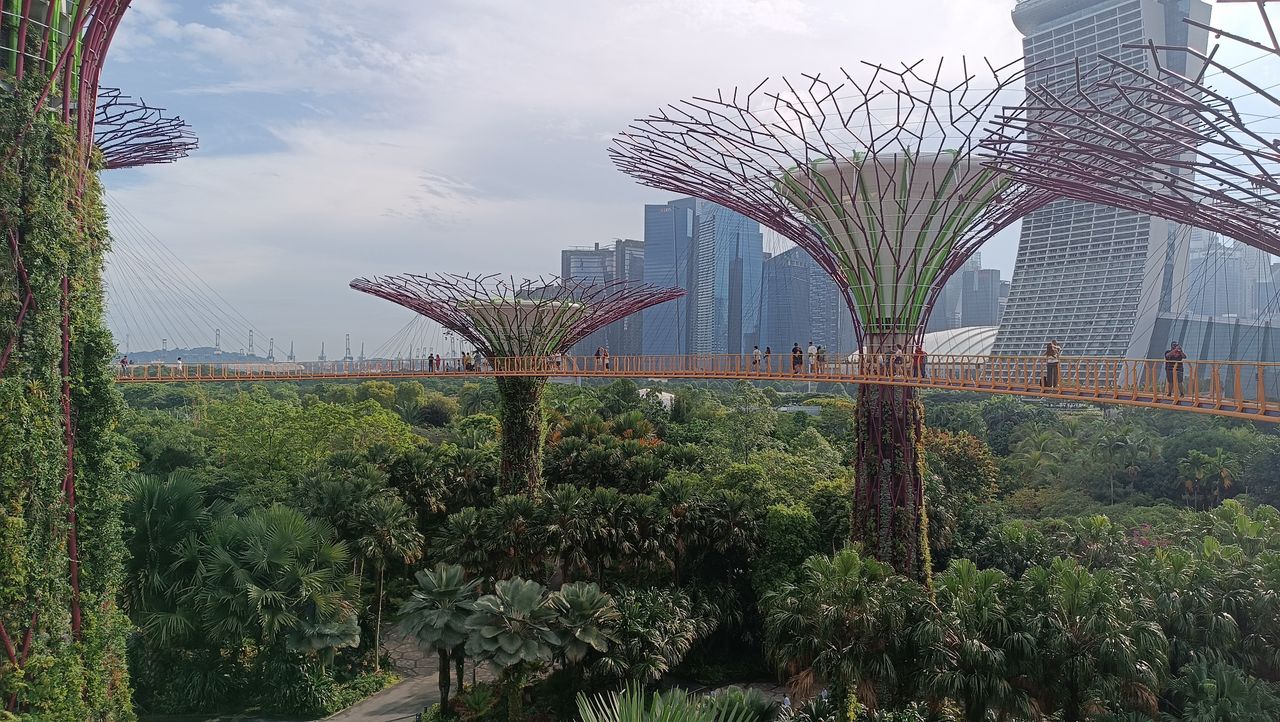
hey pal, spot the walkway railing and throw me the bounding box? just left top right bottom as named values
left=114, top=353, right=1280, bottom=421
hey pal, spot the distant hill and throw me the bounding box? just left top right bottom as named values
left=120, top=347, right=271, bottom=364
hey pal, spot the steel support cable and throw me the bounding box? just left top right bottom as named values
left=107, top=222, right=214, bottom=350
left=106, top=201, right=258, bottom=351
left=106, top=211, right=238, bottom=350
left=106, top=194, right=270, bottom=347
left=105, top=236, right=197, bottom=349
left=107, top=237, right=203, bottom=350
left=106, top=216, right=258, bottom=355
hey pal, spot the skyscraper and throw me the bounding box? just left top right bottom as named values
left=642, top=198, right=697, bottom=355
left=611, top=238, right=646, bottom=354
left=961, top=269, right=1003, bottom=327
left=690, top=201, right=763, bottom=354
left=562, top=242, right=615, bottom=356
left=759, top=246, right=854, bottom=355
left=995, top=0, right=1211, bottom=357
left=642, top=198, right=762, bottom=355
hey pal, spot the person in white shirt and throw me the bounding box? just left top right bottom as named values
left=751, top=345, right=762, bottom=371
left=806, top=341, right=817, bottom=373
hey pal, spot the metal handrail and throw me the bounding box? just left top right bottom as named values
left=113, top=353, right=1280, bottom=422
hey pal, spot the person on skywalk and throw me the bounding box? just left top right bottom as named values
left=1042, top=340, right=1061, bottom=388
left=1164, top=341, right=1187, bottom=395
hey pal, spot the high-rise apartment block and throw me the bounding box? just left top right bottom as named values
left=995, top=0, right=1211, bottom=357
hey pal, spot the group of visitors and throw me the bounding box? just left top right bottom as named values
left=593, top=346, right=611, bottom=370
left=424, top=353, right=444, bottom=372
left=1041, top=339, right=1187, bottom=394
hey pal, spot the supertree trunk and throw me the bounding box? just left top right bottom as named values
left=496, top=376, right=548, bottom=497
left=852, top=382, right=931, bottom=581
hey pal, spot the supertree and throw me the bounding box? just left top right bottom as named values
left=351, top=273, right=685, bottom=496
left=0, top=2, right=186, bottom=717
left=95, top=86, right=198, bottom=169
left=982, top=1, right=1280, bottom=255
left=610, top=59, right=1054, bottom=579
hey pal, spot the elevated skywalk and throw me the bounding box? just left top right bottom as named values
left=114, top=353, right=1280, bottom=423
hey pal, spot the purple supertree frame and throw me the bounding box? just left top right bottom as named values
left=95, top=87, right=198, bottom=170
left=350, top=273, right=686, bottom=359
left=351, top=273, right=684, bottom=496
left=0, top=2, right=178, bottom=689
left=983, top=1, right=1280, bottom=255
left=609, top=58, right=1055, bottom=579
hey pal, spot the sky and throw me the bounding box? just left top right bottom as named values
left=100, top=0, right=1270, bottom=358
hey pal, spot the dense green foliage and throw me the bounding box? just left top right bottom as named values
left=0, top=88, right=133, bottom=718
left=116, top=373, right=1280, bottom=720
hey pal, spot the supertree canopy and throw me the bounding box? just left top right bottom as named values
left=983, top=1, right=1280, bottom=255
left=610, top=59, right=1053, bottom=579
left=95, top=87, right=198, bottom=169
left=612, top=59, right=1051, bottom=351
left=351, top=273, right=685, bottom=496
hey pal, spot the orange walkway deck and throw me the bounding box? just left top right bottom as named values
left=115, top=354, right=1280, bottom=423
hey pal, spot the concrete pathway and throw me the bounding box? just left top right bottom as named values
left=326, top=624, right=486, bottom=722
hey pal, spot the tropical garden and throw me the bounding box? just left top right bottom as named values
left=115, top=376, right=1280, bottom=721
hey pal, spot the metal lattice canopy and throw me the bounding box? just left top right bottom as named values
left=95, top=88, right=198, bottom=170
left=350, top=273, right=685, bottom=358
left=610, top=58, right=1054, bottom=346
left=983, top=0, right=1280, bottom=254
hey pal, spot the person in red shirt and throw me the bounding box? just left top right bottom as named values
left=912, top=344, right=927, bottom=378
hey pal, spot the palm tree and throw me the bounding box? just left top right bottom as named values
left=466, top=578, right=560, bottom=722
left=357, top=494, right=424, bottom=672
left=544, top=485, right=597, bottom=584
left=593, top=588, right=710, bottom=685
left=433, top=506, right=496, bottom=580
left=1018, top=558, right=1167, bottom=722
left=399, top=563, right=479, bottom=704
left=761, top=548, right=923, bottom=710
left=123, top=471, right=210, bottom=645
left=1178, top=450, right=1236, bottom=510
left=1166, top=660, right=1280, bottom=721
left=924, top=560, right=1035, bottom=722
left=195, top=505, right=360, bottom=656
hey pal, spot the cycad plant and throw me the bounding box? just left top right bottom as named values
left=399, top=563, right=479, bottom=703
left=466, top=577, right=560, bottom=722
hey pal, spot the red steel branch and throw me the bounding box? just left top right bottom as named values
left=608, top=58, right=1054, bottom=347
left=983, top=1, right=1280, bottom=254
left=95, top=87, right=198, bottom=169
left=351, top=274, right=686, bottom=360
